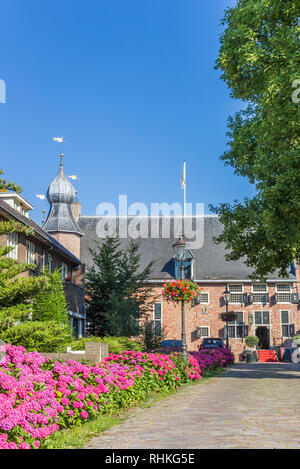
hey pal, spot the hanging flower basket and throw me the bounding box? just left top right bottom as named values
left=220, top=311, right=237, bottom=323
left=162, top=280, right=202, bottom=304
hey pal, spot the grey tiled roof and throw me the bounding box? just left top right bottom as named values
left=43, top=163, right=84, bottom=236
left=0, top=199, right=81, bottom=265
left=78, top=216, right=295, bottom=282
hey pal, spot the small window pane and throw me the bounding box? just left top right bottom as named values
left=282, top=325, right=289, bottom=337
left=277, top=284, right=291, bottom=292
left=154, top=321, right=162, bottom=335
left=255, top=311, right=262, bottom=324
left=253, top=284, right=267, bottom=292
left=228, top=284, right=243, bottom=292
left=263, top=311, right=270, bottom=324
left=154, top=304, right=162, bottom=319
left=236, top=312, right=243, bottom=324
left=228, top=326, right=236, bottom=338
left=281, top=311, right=289, bottom=324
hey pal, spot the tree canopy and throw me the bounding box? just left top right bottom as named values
left=211, top=0, right=300, bottom=278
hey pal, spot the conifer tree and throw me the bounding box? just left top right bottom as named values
left=32, top=269, right=70, bottom=325
left=0, top=172, right=46, bottom=329
left=86, top=237, right=155, bottom=337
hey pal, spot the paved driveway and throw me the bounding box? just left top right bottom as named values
left=86, top=363, right=300, bottom=449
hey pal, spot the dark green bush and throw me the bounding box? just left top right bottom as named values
left=1, top=321, right=72, bottom=352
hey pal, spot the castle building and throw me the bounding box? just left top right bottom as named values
left=75, top=215, right=299, bottom=361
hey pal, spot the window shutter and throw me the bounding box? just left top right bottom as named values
left=243, top=293, right=248, bottom=304
left=223, top=325, right=228, bottom=339
left=289, top=324, right=295, bottom=337
left=248, top=293, right=253, bottom=304
left=291, top=293, right=299, bottom=304
left=265, top=293, right=269, bottom=303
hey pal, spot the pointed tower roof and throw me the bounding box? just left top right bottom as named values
left=43, top=154, right=84, bottom=235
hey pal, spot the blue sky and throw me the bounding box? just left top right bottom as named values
left=0, top=0, right=254, bottom=224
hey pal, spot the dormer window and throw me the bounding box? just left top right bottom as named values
left=175, top=258, right=194, bottom=280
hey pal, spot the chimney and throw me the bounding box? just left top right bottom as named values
left=71, top=201, right=82, bottom=220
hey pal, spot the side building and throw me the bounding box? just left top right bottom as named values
left=0, top=184, right=86, bottom=338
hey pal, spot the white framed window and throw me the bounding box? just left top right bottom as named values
left=26, top=240, right=35, bottom=264
left=48, top=254, right=53, bottom=272
left=228, top=284, right=244, bottom=304
left=254, top=310, right=270, bottom=325
left=7, top=232, right=19, bottom=260
left=198, top=292, right=210, bottom=304
left=13, top=200, right=20, bottom=212
left=226, top=311, right=248, bottom=339
left=280, top=311, right=295, bottom=338
left=153, top=303, right=163, bottom=336
left=276, top=284, right=292, bottom=303
left=61, top=262, right=68, bottom=281
left=251, top=284, right=268, bottom=303
left=197, top=326, right=210, bottom=338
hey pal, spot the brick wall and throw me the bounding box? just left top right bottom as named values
left=146, top=282, right=300, bottom=361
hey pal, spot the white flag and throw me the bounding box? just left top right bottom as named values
left=68, top=175, right=79, bottom=181
left=36, top=194, right=45, bottom=200
left=53, top=137, right=63, bottom=143
left=181, top=161, right=186, bottom=189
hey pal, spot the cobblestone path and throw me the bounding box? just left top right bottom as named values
left=86, top=363, right=300, bottom=449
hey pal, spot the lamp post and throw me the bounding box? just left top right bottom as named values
left=173, top=235, right=189, bottom=357
left=223, top=288, right=230, bottom=348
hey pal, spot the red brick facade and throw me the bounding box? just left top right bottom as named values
left=147, top=281, right=300, bottom=361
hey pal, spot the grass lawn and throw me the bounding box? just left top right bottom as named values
left=44, top=367, right=226, bottom=449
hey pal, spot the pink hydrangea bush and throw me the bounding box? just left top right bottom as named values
left=0, top=345, right=233, bottom=449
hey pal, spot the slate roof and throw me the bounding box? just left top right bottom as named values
left=78, top=216, right=295, bottom=282
left=0, top=199, right=81, bottom=265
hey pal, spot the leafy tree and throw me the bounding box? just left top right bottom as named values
left=0, top=169, right=22, bottom=194
left=86, top=237, right=155, bottom=337
left=211, top=0, right=300, bottom=278
left=32, top=269, right=70, bottom=326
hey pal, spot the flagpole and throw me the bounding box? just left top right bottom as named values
left=184, top=161, right=186, bottom=217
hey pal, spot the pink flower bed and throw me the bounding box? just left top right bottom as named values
left=0, top=345, right=233, bottom=449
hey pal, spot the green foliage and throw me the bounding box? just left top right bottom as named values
left=0, top=169, right=22, bottom=194
left=245, top=335, right=259, bottom=348
left=61, top=336, right=143, bottom=354
left=211, top=0, right=300, bottom=278
left=0, top=219, right=46, bottom=321
left=104, top=294, right=142, bottom=337
left=0, top=304, right=32, bottom=331
left=140, top=320, right=165, bottom=352
left=0, top=321, right=72, bottom=352
left=32, top=270, right=69, bottom=325
left=86, top=237, right=155, bottom=337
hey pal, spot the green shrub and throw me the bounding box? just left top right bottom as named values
left=60, top=336, right=143, bottom=354
left=32, top=270, right=69, bottom=325
left=1, top=321, right=72, bottom=352
left=245, top=335, right=259, bottom=348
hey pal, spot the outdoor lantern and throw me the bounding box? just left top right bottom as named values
left=173, top=235, right=188, bottom=261
left=224, top=288, right=230, bottom=304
